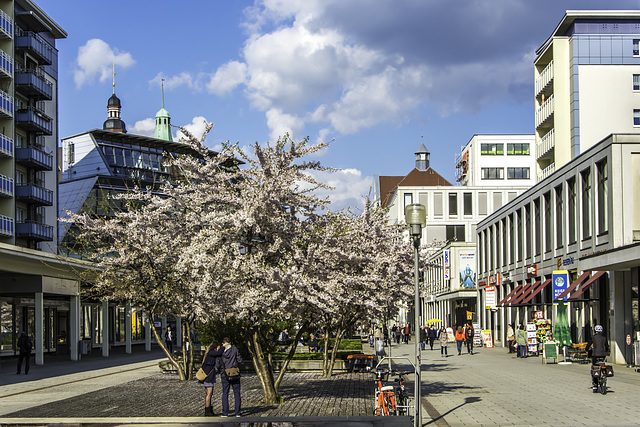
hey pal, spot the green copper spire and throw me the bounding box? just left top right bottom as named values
left=154, top=79, right=172, bottom=141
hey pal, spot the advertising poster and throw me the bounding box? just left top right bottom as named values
left=473, top=323, right=483, bottom=346
left=552, top=270, right=569, bottom=303
left=481, top=330, right=493, bottom=348
left=459, top=250, right=476, bottom=288
left=485, top=285, right=496, bottom=310
left=443, top=250, right=450, bottom=280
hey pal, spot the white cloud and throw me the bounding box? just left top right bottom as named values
left=74, top=39, right=135, bottom=88
left=305, top=168, right=373, bottom=212
left=265, top=108, right=303, bottom=142
left=206, top=61, right=248, bottom=95
left=175, top=116, right=212, bottom=144
left=149, top=72, right=195, bottom=91
left=130, top=118, right=155, bottom=137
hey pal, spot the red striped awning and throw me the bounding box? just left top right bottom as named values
left=520, top=279, right=551, bottom=304
left=567, top=271, right=606, bottom=300
left=497, top=285, right=521, bottom=307
left=554, top=271, right=590, bottom=302
left=509, top=281, right=538, bottom=305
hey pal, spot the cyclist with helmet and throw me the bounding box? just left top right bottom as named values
left=586, top=325, right=609, bottom=391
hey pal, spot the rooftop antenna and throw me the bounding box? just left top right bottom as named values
left=161, top=78, right=165, bottom=108
left=112, top=63, right=116, bottom=94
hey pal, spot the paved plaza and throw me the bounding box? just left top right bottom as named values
left=0, top=342, right=639, bottom=426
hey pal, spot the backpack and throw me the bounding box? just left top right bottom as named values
left=465, top=327, right=474, bottom=339
left=24, top=336, right=33, bottom=352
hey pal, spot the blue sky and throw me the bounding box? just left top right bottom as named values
left=39, top=0, right=639, bottom=211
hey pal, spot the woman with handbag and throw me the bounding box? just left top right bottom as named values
left=200, top=341, right=223, bottom=417
left=216, top=337, right=243, bottom=417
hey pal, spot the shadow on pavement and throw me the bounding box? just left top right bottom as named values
left=423, top=396, right=482, bottom=426
left=422, top=381, right=483, bottom=397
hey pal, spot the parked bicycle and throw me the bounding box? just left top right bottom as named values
left=373, top=369, right=397, bottom=416
left=393, top=370, right=411, bottom=415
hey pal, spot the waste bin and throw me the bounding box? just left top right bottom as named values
left=80, top=339, right=92, bottom=355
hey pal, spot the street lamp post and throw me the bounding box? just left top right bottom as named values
left=405, top=203, right=425, bottom=427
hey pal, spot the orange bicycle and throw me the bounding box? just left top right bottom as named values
left=373, top=370, right=397, bottom=416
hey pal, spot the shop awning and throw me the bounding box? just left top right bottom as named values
left=567, top=271, right=606, bottom=300
left=554, top=271, right=590, bottom=302
left=509, top=281, right=538, bottom=305
left=497, top=286, right=520, bottom=307
left=520, top=279, right=551, bottom=304
left=502, top=283, right=526, bottom=306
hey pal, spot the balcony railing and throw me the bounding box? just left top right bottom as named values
left=0, top=10, right=13, bottom=40
left=0, top=88, right=13, bottom=118
left=15, top=184, right=54, bottom=206
left=15, top=145, right=53, bottom=170
left=15, top=30, right=53, bottom=65
left=535, top=94, right=554, bottom=129
left=16, top=220, right=53, bottom=241
left=0, top=214, right=13, bottom=237
left=0, top=174, right=14, bottom=197
left=535, top=60, right=553, bottom=97
left=0, top=133, right=12, bottom=157
left=536, top=129, right=555, bottom=160
left=0, top=49, right=12, bottom=78
left=15, top=107, right=52, bottom=135
left=537, top=163, right=555, bottom=182
left=15, top=68, right=53, bottom=100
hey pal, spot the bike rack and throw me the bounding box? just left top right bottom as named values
left=374, top=357, right=416, bottom=416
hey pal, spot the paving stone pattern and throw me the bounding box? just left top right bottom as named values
left=4, top=372, right=374, bottom=418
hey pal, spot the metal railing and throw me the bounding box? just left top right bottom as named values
left=0, top=88, right=13, bottom=117
left=14, top=29, right=54, bottom=65
left=536, top=129, right=555, bottom=160
left=535, top=61, right=553, bottom=97
left=537, top=163, right=555, bottom=182
left=0, top=10, right=13, bottom=39
left=15, top=145, right=53, bottom=170
left=15, top=67, right=53, bottom=100
left=0, top=214, right=13, bottom=237
left=535, top=94, right=554, bottom=129
left=16, top=220, right=54, bottom=241
left=0, top=133, right=12, bottom=157
left=0, top=174, right=14, bottom=196
left=15, top=106, right=52, bottom=134
left=15, top=183, right=54, bottom=206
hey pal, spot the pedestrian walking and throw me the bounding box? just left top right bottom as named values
left=516, top=324, right=528, bottom=358
left=404, top=324, right=411, bottom=343
left=464, top=323, right=475, bottom=355
left=439, top=326, right=448, bottom=357
left=428, top=325, right=437, bottom=350
left=16, top=332, right=32, bottom=375
left=201, top=341, right=224, bottom=417
left=419, top=326, right=427, bottom=351
left=164, top=325, right=175, bottom=354
left=455, top=326, right=465, bottom=355
left=217, top=337, right=243, bottom=417
left=507, top=323, right=516, bottom=353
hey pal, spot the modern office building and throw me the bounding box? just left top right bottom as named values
left=534, top=10, right=640, bottom=180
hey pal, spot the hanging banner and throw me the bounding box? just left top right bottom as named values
left=485, top=285, right=496, bottom=310
left=443, top=249, right=450, bottom=280
left=552, top=270, right=569, bottom=303
left=459, top=250, right=476, bottom=288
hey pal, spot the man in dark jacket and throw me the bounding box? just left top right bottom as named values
left=217, top=337, right=243, bottom=417
left=586, top=325, right=609, bottom=391
left=428, top=325, right=437, bottom=350
left=164, top=325, right=175, bottom=354
left=465, top=323, right=475, bottom=355
left=16, top=332, right=32, bottom=374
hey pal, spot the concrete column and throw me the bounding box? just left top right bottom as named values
left=35, top=292, right=44, bottom=365
left=101, top=300, right=109, bottom=357
left=70, top=295, right=80, bottom=361
left=144, top=312, right=151, bottom=351
left=125, top=301, right=132, bottom=354
left=610, top=271, right=631, bottom=364
left=176, top=318, right=182, bottom=347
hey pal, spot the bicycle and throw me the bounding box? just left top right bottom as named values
left=373, top=370, right=396, bottom=416
left=591, top=361, right=613, bottom=395
left=393, top=370, right=411, bottom=415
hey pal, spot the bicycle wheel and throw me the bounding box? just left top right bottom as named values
left=396, top=393, right=407, bottom=416
left=599, top=376, right=607, bottom=395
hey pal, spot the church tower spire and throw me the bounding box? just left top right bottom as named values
left=154, top=79, right=172, bottom=141
left=415, top=138, right=430, bottom=171
left=103, top=64, right=127, bottom=133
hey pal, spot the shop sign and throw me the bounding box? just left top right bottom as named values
left=425, top=295, right=435, bottom=303
left=552, top=270, right=569, bottom=302
left=532, top=310, right=544, bottom=320
left=459, top=250, right=476, bottom=289
left=526, top=264, right=538, bottom=277
left=485, top=285, right=496, bottom=310
left=489, top=273, right=500, bottom=286
left=443, top=250, right=450, bottom=280
left=557, top=256, right=575, bottom=269
left=627, top=335, right=632, bottom=345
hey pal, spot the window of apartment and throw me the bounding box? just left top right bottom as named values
left=634, top=109, right=640, bottom=126
left=463, top=192, right=472, bottom=216
left=634, top=74, right=640, bottom=91
left=581, top=168, right=592, bottom=240
left=507, top=167, right=530, bottom=179
left=434, top=192, right=443, bottom=217
left=568, top=177, right=577, bottom=244
left=404, top=193, right=413, bottom=210
left=493, top=192, right=503, bottom=210
left=480, top=143, right=504, bottom=155
left=544, top=192, right=552, bottom=252
left=525, top=204, right=532, bottom=259
left=507, top=143, right=530, bottom=155
left=556, top=185, right=563, bottom=248
left=508, top=214, right=515, bottom=264
left=534, top=198, right=541, bottom=255
left=418, top=192, right=428, bottom=216
left=634, top=39, right=640, bottom=56
left=517, top=209, right=523, bottom=262
left=67, top=142, right=75, bottom=165
left=482, top=167, right=504, bottom=179
left=449, top=193, right=458, bottom=216
left=597, top=159, right=608, bottom=235
left=478, top=192, right=487, bottom=216
left=16, top=207, right=25, bottom=223
left=446, top=225, right=465, bottom=242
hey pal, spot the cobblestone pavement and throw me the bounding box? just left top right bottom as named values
left=4, top=372, right=375, bottom=419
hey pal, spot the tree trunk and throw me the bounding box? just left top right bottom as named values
left=150, top=321, right=186, bottom=380
left=246, top=328, right=280, bottom=404
left=185, top=321, right=195, bottom=379
left=274, top=322, right=308, bottom=391
left=322, top=327, right=330, bottom=376
left=326, top=327, right=345, bottom=377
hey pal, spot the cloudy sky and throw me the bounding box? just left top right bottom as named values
left=40, top=0, right=639, bottom=211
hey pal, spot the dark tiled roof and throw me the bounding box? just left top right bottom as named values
left=379, top=168, right=452, bottom=208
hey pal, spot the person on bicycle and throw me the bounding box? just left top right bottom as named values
left=586, top=325, right=609, bottom=391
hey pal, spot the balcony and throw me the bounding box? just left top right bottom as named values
left=535, top=94, right=554, bottom=129
left=0, top=49, right=12, bottom=79
left=15, top=184, right=54, bottom=206
left=0, top=214, right=13, bottom=237
left=0, top=10, right=13, bottom=40
left=536, top=129, right=555, bottom=160
left=0, top=88, right=13, bottom=118
left=15, top=68, right=53, bottom=100
left=15, top=30, right=53, bottom=65
left=15, top=106, right=52, bottom=135
left=16, top=220, right=53, bottom=242
left=0, top=174, right=13, bottom=197
left=0, top=133, right=12, bottom=158
left=537, top=163, right=555, bottom=182
left=15, top=145, right=53, bottom=170
left=535, top=60, right=553, bottom=98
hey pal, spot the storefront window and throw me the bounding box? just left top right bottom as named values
left=1, top=300, right=13, bottom=353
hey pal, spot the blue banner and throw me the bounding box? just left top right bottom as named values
left=552, top=270, right=569, bottom=303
